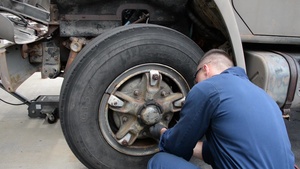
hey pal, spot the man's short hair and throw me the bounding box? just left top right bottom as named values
left=199, top=49, right=231, bottom=63
left=199, top=49, right=234, bottom=69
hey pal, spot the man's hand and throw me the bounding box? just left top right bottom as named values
left=193, top=141, right=204, bottom=160
left=149, top=123, right=167, bottom=140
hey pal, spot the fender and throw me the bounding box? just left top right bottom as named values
left=213, top=0, right=246, bottom=69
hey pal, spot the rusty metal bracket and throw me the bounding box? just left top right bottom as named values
left=41, top=41, right=61, bottom=78
left=65, top=37, right=87, bottom=72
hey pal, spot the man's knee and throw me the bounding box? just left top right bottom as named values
left=147, top=152, right=166, bottom=169
left=147, top=152, right=201, bottom=169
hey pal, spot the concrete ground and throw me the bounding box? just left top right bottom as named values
left=0, top=72, right=299, bottom=169
left=0, top=73, right=85, bottom=169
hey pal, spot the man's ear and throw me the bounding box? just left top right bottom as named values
left=203, top=64, right=209, bottom=77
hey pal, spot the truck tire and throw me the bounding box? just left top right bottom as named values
left=59, top=24, right=203, bottom=169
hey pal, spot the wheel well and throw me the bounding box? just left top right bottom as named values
left=56, top=0, right=228, bottom=49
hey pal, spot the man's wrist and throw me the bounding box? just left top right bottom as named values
left=160, top=128, right=167, bottom=135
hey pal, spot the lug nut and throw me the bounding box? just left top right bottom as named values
left=161, top=91, right=167, bottom=97
left=122, top=116, right=128, bottom=123
left=152, top=74, right=159, bottom=80
left=122, top=140, right=128, bottom=146
left=165, top=115, right=171, bottom=121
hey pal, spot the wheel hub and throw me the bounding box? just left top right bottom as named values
left=140, top=105, right=161, bottom=125
left=100, top=64, right=189, bottom=156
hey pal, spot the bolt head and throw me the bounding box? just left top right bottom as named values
left=152, top=74, right=159, bottom=80
left=122, top=140, right=128, bottom=146
left=122, top=116, right=128, bottom=122
left=161, top=91, right=167, bottom=97
left=165, top=115, right=171, bottom=121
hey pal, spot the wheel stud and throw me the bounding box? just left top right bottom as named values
left=152, top=74, right=159, bottom=80
left=122, top=116, right=128, bottom=123
left=165, top=115, right=171, bottom=121
left=161, top=91, right=167, bottom=97
left=122, top=140, right=128, bottom=146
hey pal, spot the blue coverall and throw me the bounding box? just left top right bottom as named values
left=148, top=67, right=295, bottom=169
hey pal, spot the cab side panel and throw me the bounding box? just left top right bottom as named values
left=232, top=0, right=300, bottom=37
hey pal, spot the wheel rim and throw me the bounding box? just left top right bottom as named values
left=99, top=63, right=190, bottom=156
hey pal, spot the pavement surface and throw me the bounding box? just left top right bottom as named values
left=0, top=72, right=299, bottom=169
left=0, top=73, right=85, bottom=169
